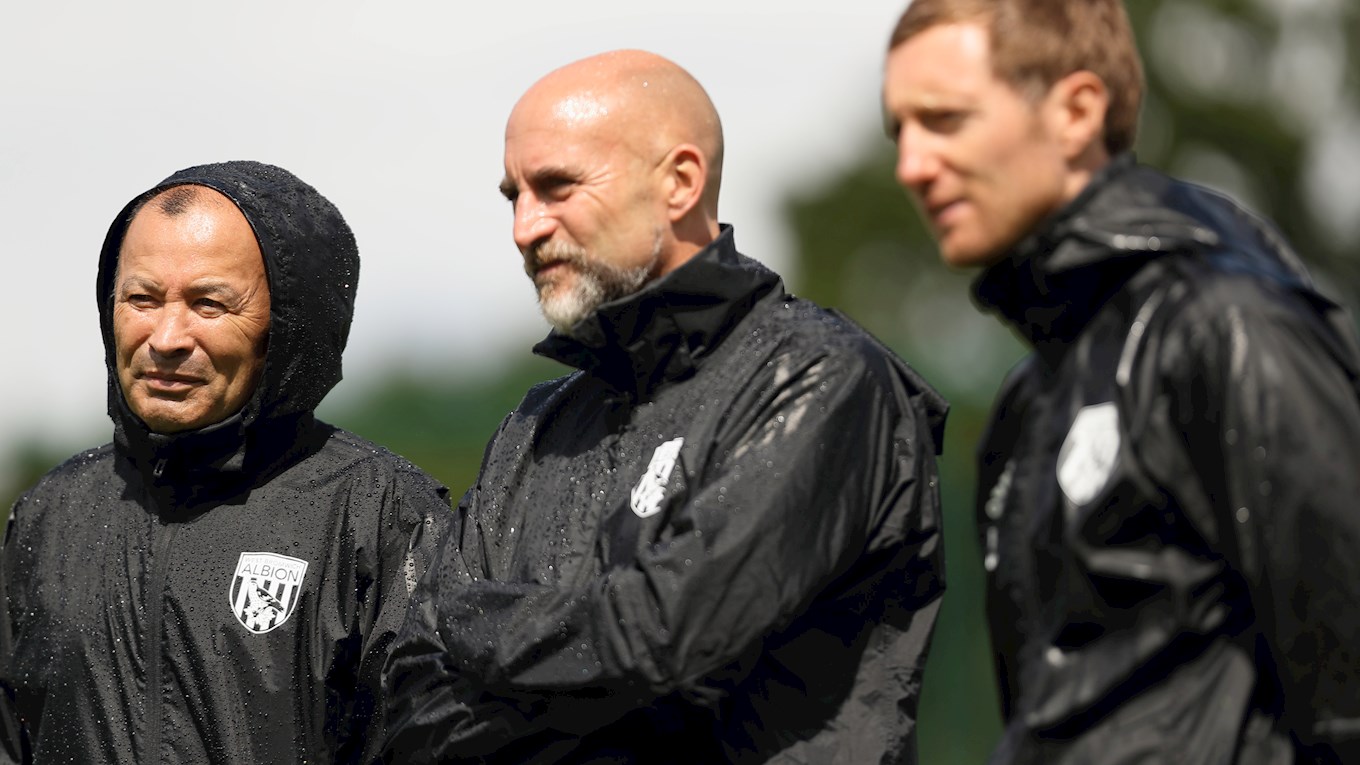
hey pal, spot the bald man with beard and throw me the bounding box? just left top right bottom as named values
left=382, top=50, right=947, bottom=764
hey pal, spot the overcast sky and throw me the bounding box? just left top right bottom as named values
left=0, top=2, right=909, bottom=461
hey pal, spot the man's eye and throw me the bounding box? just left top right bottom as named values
left=539, top=177, right=575, bottom=201
left=127, top=294, right=157, bottom=308
left=885, top=118, right=903, bottom=143
left=195, top=298, right=227, bottom=315
left=922, top=110, right=966, bottom=133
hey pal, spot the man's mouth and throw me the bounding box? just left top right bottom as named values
left=926, top=198, right=964, bottom=228
left=534, top=259, right=567, bottom=275
left=138, top=371, right=203, bottom=391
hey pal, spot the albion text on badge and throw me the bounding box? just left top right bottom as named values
left=228, top=552, right=309, bottom=634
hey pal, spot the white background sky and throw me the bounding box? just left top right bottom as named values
left=0, top=2, right=909, bottom=464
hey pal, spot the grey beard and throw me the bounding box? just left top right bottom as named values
left=530, top=237, right=660, bottom=335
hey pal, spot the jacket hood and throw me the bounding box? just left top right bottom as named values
left=96, top=161, right=359, bottom=479
left=534, top=225, right=782, bottom=398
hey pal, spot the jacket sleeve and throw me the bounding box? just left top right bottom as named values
left=380, top=500, right=544, bottom=762
left=1, top=502, right=28, bottom=765
left=336, top=463, right=451, bottom=765
left=395, top=341, right=944, bottom=749
left=381, top=418, right=543, bottom=763
left=1179, top=295, right=1360, bottom=761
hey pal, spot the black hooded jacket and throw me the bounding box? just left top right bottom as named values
left=383, top=227, right=948, bottom=764
left=0, top=162, right=450, bottom=764
left=974, top=155, right=1360, bottom=764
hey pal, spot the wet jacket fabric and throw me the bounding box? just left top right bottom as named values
left=383, top=227, right=947, bottom=764
left=974, top=155, right=1360, bottom=765
left=0, top=162, right=450, bottom=764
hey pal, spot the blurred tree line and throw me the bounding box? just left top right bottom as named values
left=2, top=2, right=1356, bottom=763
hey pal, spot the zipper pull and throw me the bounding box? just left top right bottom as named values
left=153, top=458, right=168, bottom=479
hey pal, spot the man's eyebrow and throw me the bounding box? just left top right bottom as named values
left=191, top=279, right=247, bottom=299
left=500, top=165, right=581, bottom=201
left=119, top=276, right=247, bottom=301
left=527, top=166, right=577, bottom=185
left=117, top=274, right=159, bottom=292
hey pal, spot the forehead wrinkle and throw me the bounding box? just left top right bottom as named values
left=116, top=266, right=253, bottom=292
left=190, top=278, right=248, bottom=296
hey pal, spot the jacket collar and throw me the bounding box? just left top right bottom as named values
left=534, top=225, right=782, bottom=399
left=113, top=393, right=319, bottom=508
left=972, top=154, right=1217, bottom=362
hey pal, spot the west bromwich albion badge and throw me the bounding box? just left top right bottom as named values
left=228, top=552, right=309, bottom=634
left=1057, top=402, right=1121, bottom=507
left=631, top=437, right=685, bottom=518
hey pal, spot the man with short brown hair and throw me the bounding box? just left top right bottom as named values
left=384, top=50, right=948, bottom=763
left=883, top=1, right=1360, bottom=762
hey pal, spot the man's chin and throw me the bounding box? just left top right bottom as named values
left=938, top=237, right=1010, bottom=270
left=539, top=268, right=615, bottom=331
left=536, top=292, right=586, bottom=334
left=139, top=417, right=200, bottom=435
left=129, top=399, right=210, bottom=434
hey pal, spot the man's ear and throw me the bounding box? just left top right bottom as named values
left=661, top=144, right=707, bottom=222
left=1045, top=70, right=1110, bottom=162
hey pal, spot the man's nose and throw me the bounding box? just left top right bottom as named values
left=894, top=124, right=940, bottom=191
left=512, top=194, right=557, bottom=253
left=148, top=303, right=193, bottom=359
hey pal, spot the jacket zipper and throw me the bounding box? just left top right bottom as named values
left=145, top=473, right=177, bottom=763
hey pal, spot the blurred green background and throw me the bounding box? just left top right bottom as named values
left=4, top=2, right=1357, bottom=762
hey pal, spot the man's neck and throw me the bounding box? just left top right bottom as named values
left=657, top=215, right=720, bottom=277
left=1060, top=145, right=1112, bottom=206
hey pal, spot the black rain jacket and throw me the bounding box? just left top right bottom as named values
left=383, top=227, right=947, bottom=764
left=975, top=155, right=1360, bottom=764
left=0, top=161, right=450, bottom=764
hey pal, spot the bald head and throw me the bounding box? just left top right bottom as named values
left=507, top=49, right=724, bottom=223
left=501, top=51, right=726, bottom=332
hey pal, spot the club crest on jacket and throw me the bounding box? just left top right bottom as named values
left=631, top=437, right=685, bottom=518
left=228, top=552, right=310, bottom=634
left=1057, top=403, right=1121, bottom=507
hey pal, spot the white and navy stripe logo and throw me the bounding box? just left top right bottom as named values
left=228, top=552, right=309, bottom=634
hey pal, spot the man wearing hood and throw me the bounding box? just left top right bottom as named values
left=0, top=161, right=450, bottom=764
left=883, top=1, right=1360, bottom=762
left=383, top=50, right=947, bottom=764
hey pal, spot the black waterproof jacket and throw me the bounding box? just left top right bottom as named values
left=0, top=162, right=450, bottom=764
left=975, top=156, right=1360, bottom=764
left=383, top=227, right=947, bottom=764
